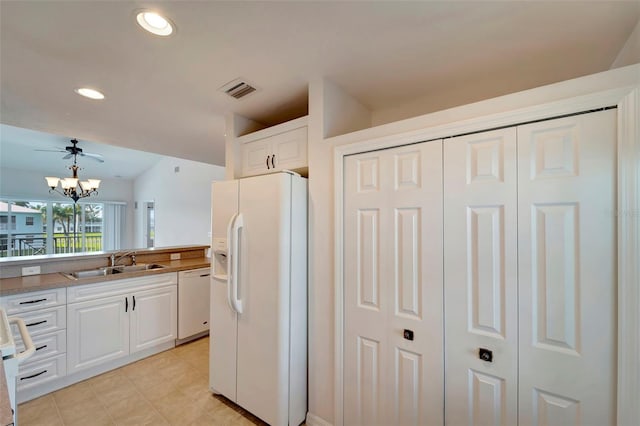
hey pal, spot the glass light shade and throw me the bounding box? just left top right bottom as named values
left=80, top=180, right=91, bottom=190
left=62, top=178, right=78, bottom=189
left=88, top=179, right=101, bottom=189
left=45, top=177, right=60, bottom=188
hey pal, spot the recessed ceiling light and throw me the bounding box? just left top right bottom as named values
left=136, top=11, right=174, bottom=36
left=75, top=88, right=105, bottom=100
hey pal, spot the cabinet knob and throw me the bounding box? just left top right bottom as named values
left=403, top=329, right=414, bottom=341
left=479, top=348, right=493, bottom=362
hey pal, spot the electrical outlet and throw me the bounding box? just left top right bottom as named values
left=22, top=266, right=41, bottom=276
left=170, top=253, right=181, bottom=260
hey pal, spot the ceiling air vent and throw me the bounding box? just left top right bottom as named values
left=219, top=78, right=257, bottom=100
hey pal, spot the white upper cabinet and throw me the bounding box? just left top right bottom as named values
left=239, top=117, right=308, bottom=177
left=242, top=138, right=273, bottom=176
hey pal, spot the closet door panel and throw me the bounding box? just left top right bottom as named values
left=388, top=143, right=443, bottom=426
left=344, top=152, right=389, bottom=425
left=344, top=141, right=443, bottom=426
left=444, top=129, right=518, bottom=426
left=517, top=110, right=617, bottom=426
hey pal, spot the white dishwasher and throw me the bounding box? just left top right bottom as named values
left=177, top=268, right=211, bottom=343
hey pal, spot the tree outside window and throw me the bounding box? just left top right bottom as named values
left=0, top=200, right=110, bottom=257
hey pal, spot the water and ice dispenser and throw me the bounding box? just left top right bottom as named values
left=212, top=237, right=228, bottom=279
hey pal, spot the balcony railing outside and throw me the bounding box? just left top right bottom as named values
left=0, top=233, right=103, bottom=257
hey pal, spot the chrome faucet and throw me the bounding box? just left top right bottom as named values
left=110, top=251, right=137, bottom=267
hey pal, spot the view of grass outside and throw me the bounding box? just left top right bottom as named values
left=52, top=232, right=103, bottom=252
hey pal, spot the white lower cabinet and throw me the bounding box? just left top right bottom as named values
left=67, top=273, right=177, bottom=374
left=67, top=295, right=129, bottom=373
left=1, top=271, right=186, bottom=402
left=0, top=288, right=68, bottom=395
left=16, top=329, right=66, bottom=365
left=16, top=354, right=67, bottom=391
left=130, top=285, right=178, bottom=352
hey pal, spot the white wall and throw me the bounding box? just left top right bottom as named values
left=372, top=19, right=640, bottom=128
left=0, top=166, right=135, bottom=248
left=133, top=156, right=225, bottom=249
left=612, top=18, right=640, bottom=69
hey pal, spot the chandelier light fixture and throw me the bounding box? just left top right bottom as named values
left=45, top=139, right=101, bottom=203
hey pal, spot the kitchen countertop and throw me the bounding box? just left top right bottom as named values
left=0, top=245, right=209, bottom=267
left=0, top=257, right=210, bottom=296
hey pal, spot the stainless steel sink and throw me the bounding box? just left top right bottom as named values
left=114, top=263, right=166, bottom=273
left=64, top=267, right=116, bottom=279
left=63, top=263, right=167, bottom=280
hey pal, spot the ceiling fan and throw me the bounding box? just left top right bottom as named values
left=36, top=138, right=104, bottom=163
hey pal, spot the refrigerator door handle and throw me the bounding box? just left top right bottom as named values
left=230, top=213, right=244, bottom=314
left=226, top=213, right=238, bottom=312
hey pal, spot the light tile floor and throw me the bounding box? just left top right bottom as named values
left=18, top=337, right=266, bottom=425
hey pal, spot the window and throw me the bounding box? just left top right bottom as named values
left=0, top=215, right=16, bottom=230
left=0, top=199, right=125, bottom=258
left=1, top=201, right=45, bottom=257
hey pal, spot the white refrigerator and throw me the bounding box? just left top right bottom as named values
left=209, top=172, right=307, bottom=426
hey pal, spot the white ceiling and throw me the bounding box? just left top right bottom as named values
left=0, top=124, right=163, bottom=180
left=1, top=1, right=638, bottom=167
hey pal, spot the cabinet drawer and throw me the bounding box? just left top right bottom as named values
left=16, top=330, right=66, bottom=364
left=11, top=306, right=66, bottom=337
left=17, top=354, right=66, bottom=391
left=67, top=272, right=178, bottom=303
left=0, top=288, right=66, bottom=315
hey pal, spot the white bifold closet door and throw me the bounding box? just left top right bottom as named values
left=444, top=128, right=519, bottom=426
left=444, top=109, right=617, bottom=425
left=343, top=141, right=444, bottom=426
left=517, top=110, right=616, bottom=425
